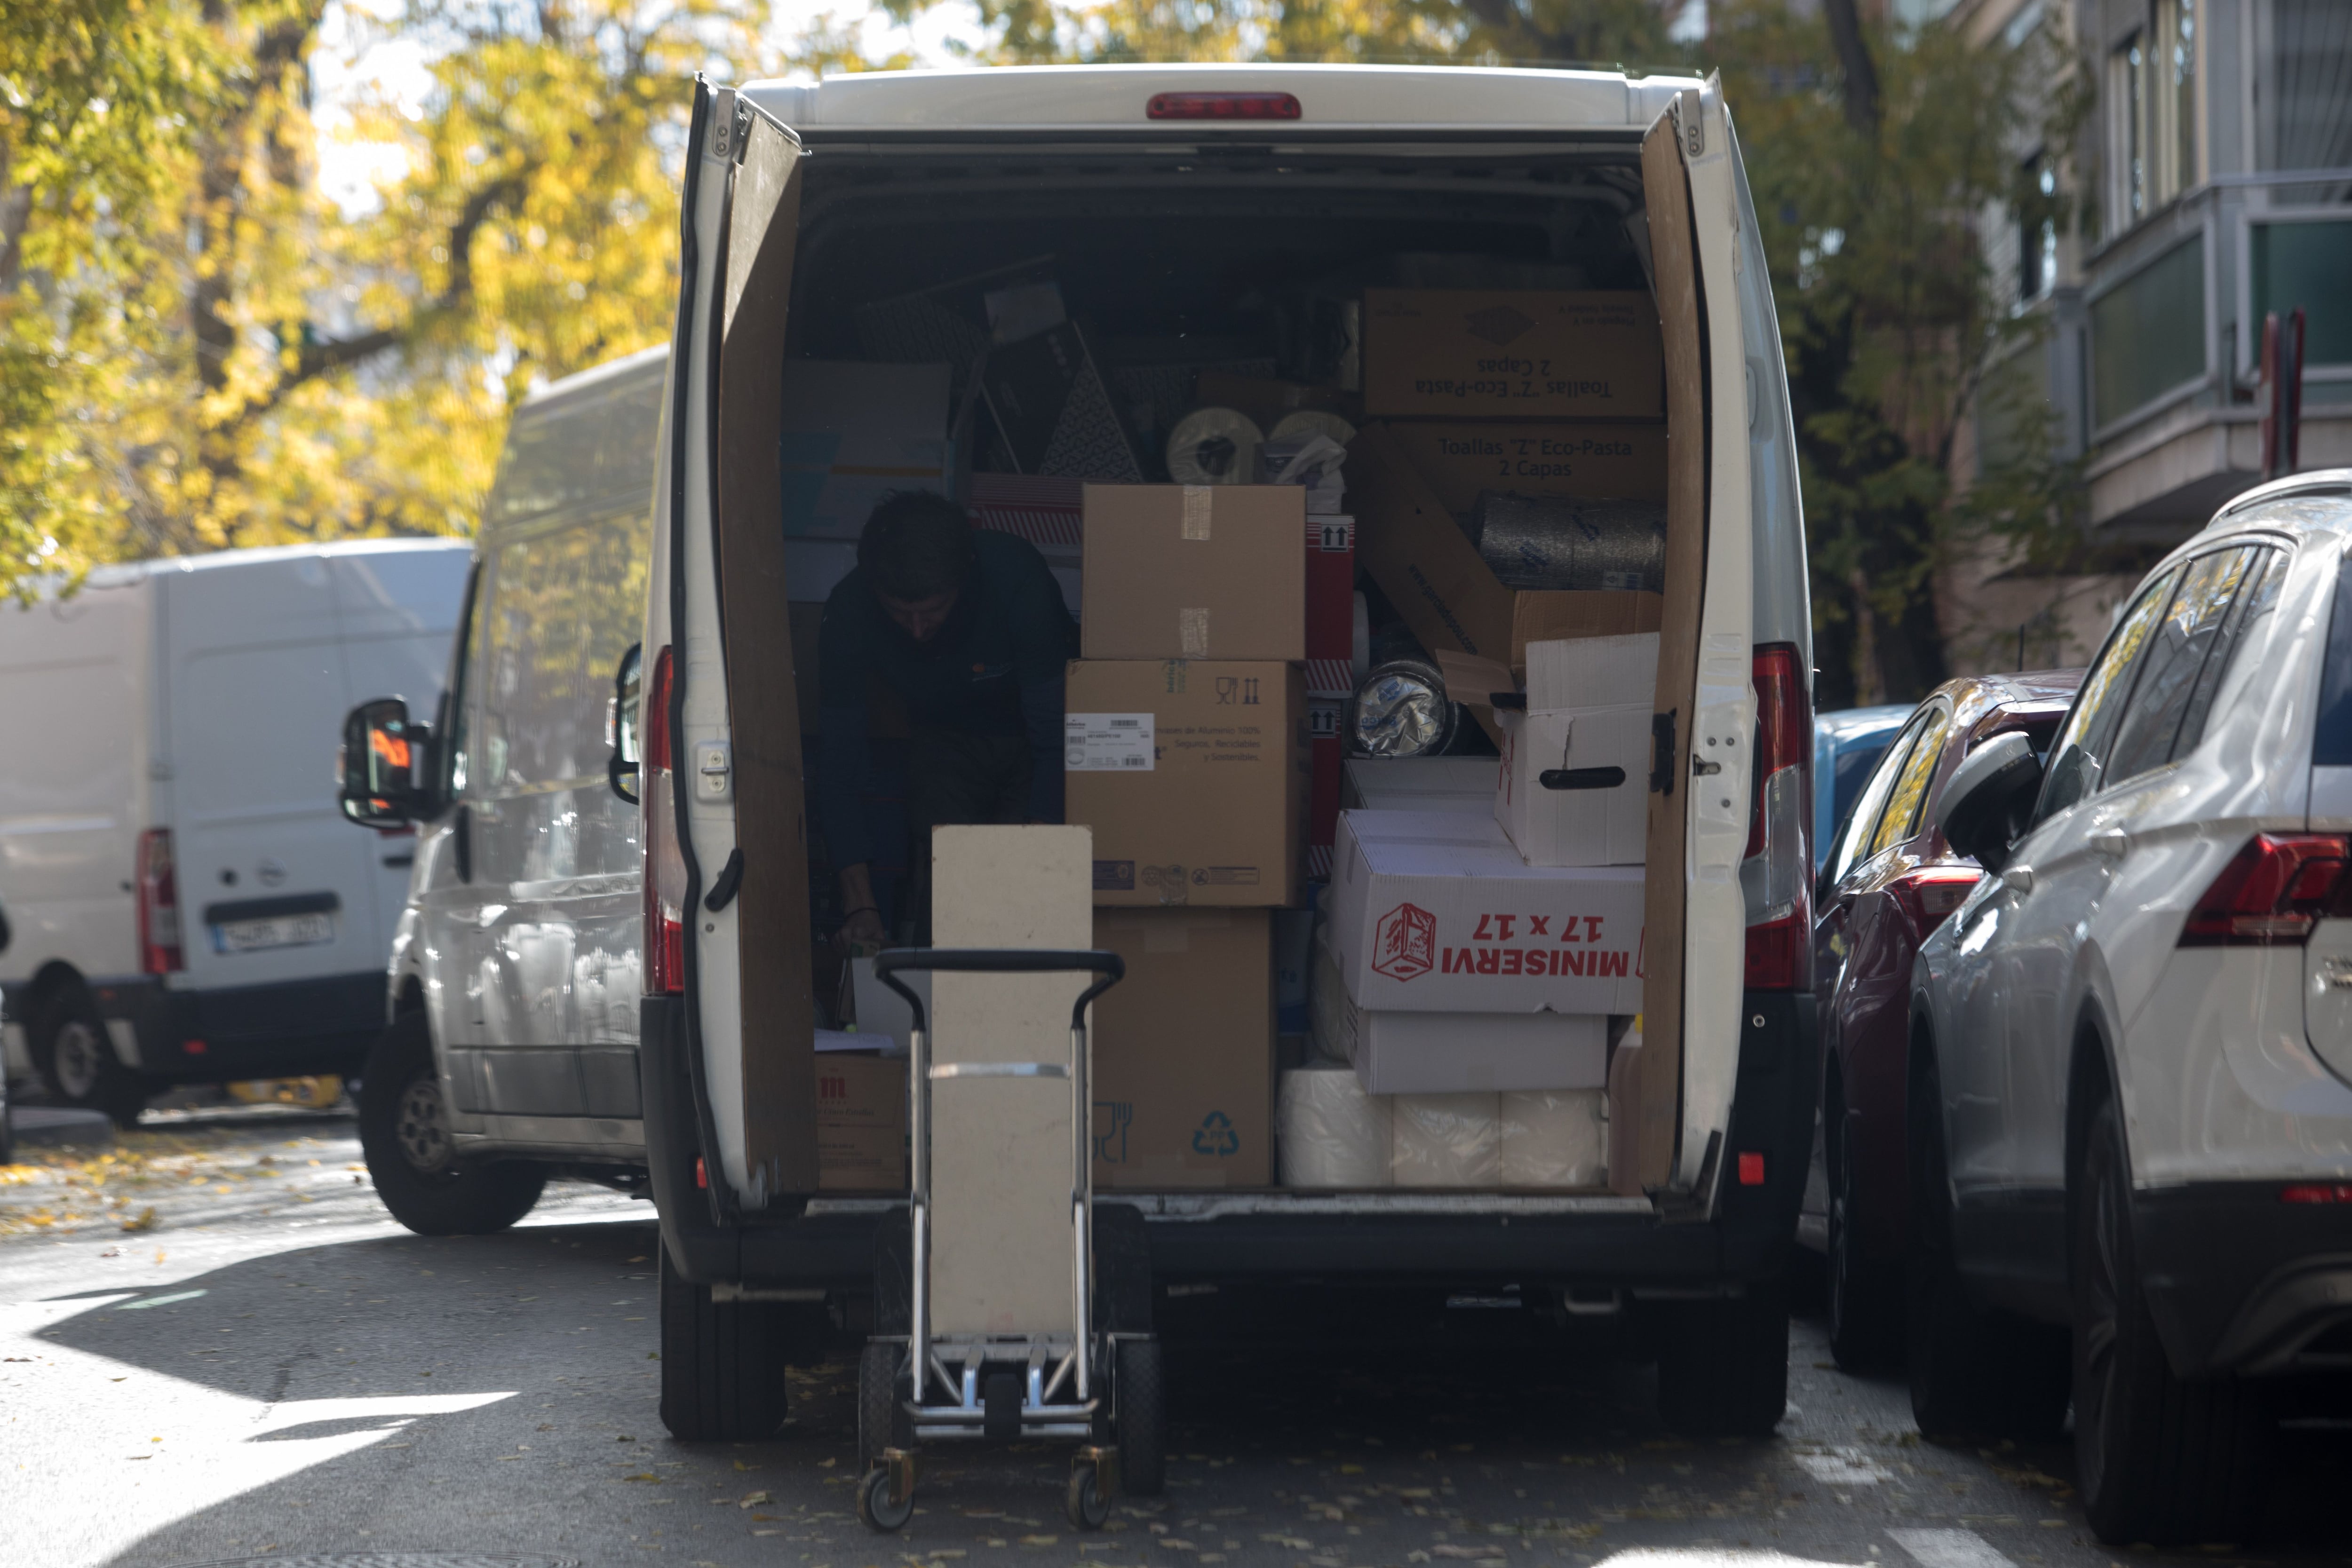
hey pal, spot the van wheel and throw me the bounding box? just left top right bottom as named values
left=31, top=990, right=144, bottom=1128
left=1657, top=1271, right=1788, bottom=1438
left=1907, top=1044, right=2068, bottom=1441
left=1827, top=1091, right=1902, bottom=1370
left=2073, top=1098, right=2267, bottom=1544
left=659, top=1245, right=790, bottom=1441
left=358, top=1013, right=544, bottom=1235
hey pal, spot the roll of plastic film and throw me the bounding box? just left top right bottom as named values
left=1165, top=407, right=1263, bottom=485
left=1268, top=408, right=1357, bottom=446
left=1470, top=493, right=1667, bottom=592
left=1348, top=658, right=1455, bottom=759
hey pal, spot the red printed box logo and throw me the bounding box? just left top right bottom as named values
left=1372, top=902, right=1438, bottom=982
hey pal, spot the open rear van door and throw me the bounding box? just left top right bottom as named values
left=663, top=82, right=818, bottom=1205
left=1628, top=79, right=1756, bottom=1196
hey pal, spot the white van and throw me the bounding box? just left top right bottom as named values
left=336, top=348, right=666, bottom=1235
left=618, top=64, right=1818, bottom=1445
left=0, top=540, right=471, bottom=1124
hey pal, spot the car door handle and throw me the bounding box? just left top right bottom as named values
left=2090, top=827, right=2130, bottom=859
left=2003, top=863, right=2035, bottom=894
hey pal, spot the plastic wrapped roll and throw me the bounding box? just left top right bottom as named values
left=1390, top=1092, right=1500, bottom=1187
left=1348, top=658, right=1456, bottom=758
left=1500, top=1088, right=1607, bottom=1187
left=1278, top=1065, right=1393, bottom=1188
left=1470, top=493, right=1667, bottom=592
left=1165, top=406, right=1263, bottom=485
left=1269, top=408, right=1357, bottom=445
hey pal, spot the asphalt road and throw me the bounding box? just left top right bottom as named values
left=4, top=1106, right=2349, bottom=1568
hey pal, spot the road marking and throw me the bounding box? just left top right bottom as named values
left=1889, top=1528, right=2017, bottom=1568
left=1793, top=1448, right=1894, bottom=1485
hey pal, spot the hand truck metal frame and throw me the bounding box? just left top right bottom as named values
left=858, top=946, right=1148, bottom=1532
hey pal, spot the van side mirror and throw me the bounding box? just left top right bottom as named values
left=1937, top=730, right=2040, bottom=876
left=608, top=642, right=643, bottom=805
left=340, top=697, right=433, bottom=828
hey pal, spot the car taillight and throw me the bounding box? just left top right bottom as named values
left=2179, top=832, right=2349, bottom=947
left=2280, top=1183, right=2352, bottom=1204
left=1741, top=644, right=1812, bottom=990
left=136, top=827, right=183, bottom=974
left=1888, top=867, right=1984, bottom=931
left=643, top=646, right=685, bottom=996
left=1146, top=91, right=1301, bottom=120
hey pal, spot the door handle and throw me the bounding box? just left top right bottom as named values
left=2090, top=827, right=2130, bottom=859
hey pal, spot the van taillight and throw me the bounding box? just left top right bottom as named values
left=1742, top=645, right=1812, bottom=990
left=136, top=828, right=183, bottom=974
left=2180, top=832, right=2349, bottom=947
left=643, top=646, right=685, bottom=996
left=1146, top=91, right=1301, bottom=120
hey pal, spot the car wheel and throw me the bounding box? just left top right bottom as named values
left=1657, top=1270, right=1789, bottom=1439
left=2072, top=1097, right=2267, bottom=1544
left=357, top=1012, right=544, bottom=1235
left=31, top=990, right=145, bottom=1128
left=659, top=1244, right=790, bottom=1441
left=1906, top=1041, right=2068, bottom=1441
left=1827, top=1086, right=1902, bottom=1370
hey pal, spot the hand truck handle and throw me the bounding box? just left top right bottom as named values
left=872, top=948, right=1125, bottom=1035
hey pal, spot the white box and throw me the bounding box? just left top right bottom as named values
left=1326, top=809, right=1645, bottom=1015
left=1525, top=632, right=1659, bottom=710
left=1494, top=702, right=1650, bottom=866
left=1341, top=757, right=1497, bottom=814
left=779, top=361, right=952, bottom=540
left=1314, top=924, right=1604, bottom=1092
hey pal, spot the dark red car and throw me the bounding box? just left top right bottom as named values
left=1802, top=669, right=2084, bottom=1369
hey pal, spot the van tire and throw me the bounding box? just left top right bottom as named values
left=2073, top=1099, right=2267, bottom=1544
left=1657, top=1272, right=1788, bottom=1438
left=358, top=1013, right=544, bottom=1235
left=660, top=1245, right=791, bottom=1441
left=31, top=989, right=144, bottom=1129
left=1907, top=1045, right=2068, bottom=1442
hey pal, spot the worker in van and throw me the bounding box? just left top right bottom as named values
left=819, top=491, right=1077, bottom=949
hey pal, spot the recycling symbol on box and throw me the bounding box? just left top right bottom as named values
left=1192, top=1111, right=1240, bottom=1156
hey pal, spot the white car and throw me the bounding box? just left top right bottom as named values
left=1910, top=469, right=2352, bottom=1544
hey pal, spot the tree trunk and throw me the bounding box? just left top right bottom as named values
left=1823, top=0, right=1882, bottom=135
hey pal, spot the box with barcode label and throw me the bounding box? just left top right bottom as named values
left=1066, top=659, right=1309, bottom=908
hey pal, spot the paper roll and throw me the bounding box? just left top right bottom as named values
left=1166, top=407, right=1263, bottom=485
left=1500, top=1088, right=1608, bottom=1188
left=1390, top=1092, right=1500, bottom=1187
left=1269, top=408, right=1357, bottom=445
left=1278, top=1065, right=1393, bottom=1188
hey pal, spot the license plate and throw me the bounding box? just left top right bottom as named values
left=213, top=912, right=334, bottom=953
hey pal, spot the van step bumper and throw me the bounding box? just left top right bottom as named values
left=94, top=973, right=384, bottom=1084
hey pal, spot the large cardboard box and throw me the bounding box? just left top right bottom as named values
left=1361, top=289, right=1665, bottom=420
left=1089, top=908, right=1276, bottom=1189
left=816, top=1053, right=907, bottom=1190
left=1315, top=927, right=1606, bottom=1093
left=1383, top=421, right=1669, bottom=520
left=1349, top=423, right=1661, bottom=682
left=1081, top=485, right=1305, bottom=661
left=1066, top=659, right=1309, bottom=907
left=779, top=362, right=952, bottom=539
left=1325, top=809, right=1645, bottom=1015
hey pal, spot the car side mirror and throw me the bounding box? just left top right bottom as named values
left=1937, top=730, right=2040, bottom=876
left=340, top=697, right=433, bottom=828
left=608, top=642, right=643, bottom=805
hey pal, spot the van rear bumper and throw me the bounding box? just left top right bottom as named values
left=642, top=990, right=1816, bottom=1294
left=99, top=973, right=386, bottom=1083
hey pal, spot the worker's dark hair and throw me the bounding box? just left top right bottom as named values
left=859, top=491, right=975, bottom=601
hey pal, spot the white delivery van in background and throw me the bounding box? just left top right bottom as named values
left=0, top=540, right=471, bottom=1125
left=336, top=348, right=665, bottom=1236
left=621, top=64, right=1818, bottom=1446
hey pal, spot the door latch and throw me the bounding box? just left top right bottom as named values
left=695, top=739, right=733, bottom=804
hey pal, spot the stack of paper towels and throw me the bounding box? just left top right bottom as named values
left=1276, top=1065, right=1605, bottom=1188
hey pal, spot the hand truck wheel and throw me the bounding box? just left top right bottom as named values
left=1066, top=1459, right=1112, bottom=1530
left=858, top=1461, right=914, bottom=1531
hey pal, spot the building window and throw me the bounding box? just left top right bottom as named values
left=2168, top=0, right=2197, bottom=198
left=2251, top=221, right=2352, bottom=366
left=2112, top=36, right=2148, bottom=227
left=2020, top=152, right=2060, bottom=302
left=2106, top=1, right=2200, bottom=233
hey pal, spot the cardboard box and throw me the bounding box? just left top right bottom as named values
left=1361, top=289, right=1665, bottom=420
left=1343, top=757, right=1497, bottom=814
left=1325, top=809, right=1645, bottom=1014
left=1314, top=926, right=1605, bottom=1093
left=1495, top=704, right=1651, bottom=867
left=1349, top=422, right=1661, bottom=681
left=1090, top=908, right=1275, bottom=1188
left=1385, top=421, right=1669, bottom=521
left=779, top=362, right=952, bottom=539
left=1081, top=486, right=1306, bottom=661
left=816, top=1052, right=907, bottom=1190
left=1066, top=659, right=1309, bottom=907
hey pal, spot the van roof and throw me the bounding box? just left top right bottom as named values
left=79, top=537, right=471, bottom=593
left=514, top=343, right=667, bottom=418
left=744, top=62, right=1701, bottom=138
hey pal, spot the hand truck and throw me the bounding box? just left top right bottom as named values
left=857, top=947, right=1165, bottom=1532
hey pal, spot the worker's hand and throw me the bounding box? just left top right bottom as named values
left=837, top=905, right=890, bottom=955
